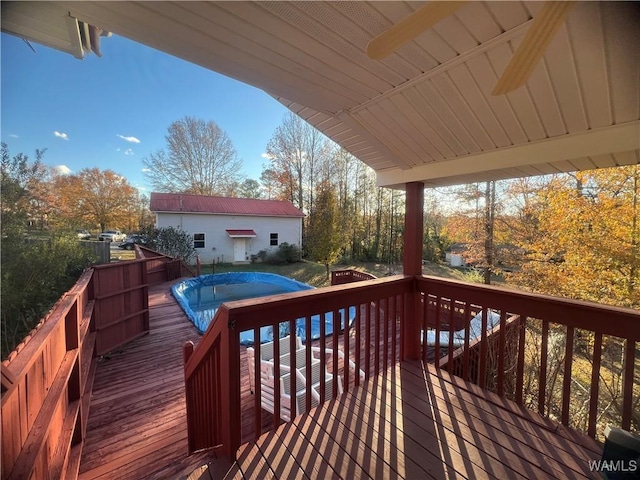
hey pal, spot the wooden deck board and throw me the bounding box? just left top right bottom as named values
left=79, top=279, right=602, bottom=479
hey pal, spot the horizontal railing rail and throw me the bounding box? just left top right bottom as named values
left=135, top=245, right=196, bottom=283
left=183, top=275, right=413, bottom=458
left=417, top=275, right=640, bottom=440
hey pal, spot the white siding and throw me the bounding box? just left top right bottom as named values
left=155, top=212, right=302, bottom=264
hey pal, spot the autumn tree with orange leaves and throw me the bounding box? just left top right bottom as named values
left=53, top=168, right=139, bottom=232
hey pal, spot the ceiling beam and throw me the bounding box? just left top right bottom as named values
left=376, top=121, right=640, bottom=187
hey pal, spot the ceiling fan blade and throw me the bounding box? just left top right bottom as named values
left=367, top=1, right=468, bottom=60
left=492, top=1, right=574, bottom=95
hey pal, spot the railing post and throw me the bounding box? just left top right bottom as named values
left=219, top=314, right=241, bottom=459
left=403, top=181, right=424, bottom=360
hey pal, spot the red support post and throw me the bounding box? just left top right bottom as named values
left=403, top=181, right=424, bottom=360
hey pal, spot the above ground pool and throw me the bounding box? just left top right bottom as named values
left=172, top=272, right=355, bottom=345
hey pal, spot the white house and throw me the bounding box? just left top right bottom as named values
left=150, top=192, right=304, bottom=264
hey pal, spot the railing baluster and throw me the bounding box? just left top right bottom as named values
left=365, top=301, right=371, bottom=380
left=333, top=309, right=340, bottom=399
left=434, top=296, right=441, bottom=365
left=539, top=319, right=549, bottom=415
left=344, top=305, right=350, bottom=393
left=421, top=293, right=428, bottom=362
left=390, top=296, right=396, bottom=366
left=561, top=326, right=575, bottom=426
left=497, top=311, right=507, bottom=397
left=320, top=312, right=326, bottom=402
left=462, top=303, right=471, bottom=381
left=383, top=298, right=389, bottom=372
left=515, top=316, right=527, bottom=405
left=587, top=332, right=603, bottom=437
left=273, top=323, right=281, bottom=428
left=355, top=305, right=361, bottom=387
left=305, top=316, right=312, bottom=412
left=253, top=328, right=262, bottom=441
left=447, top=298, right=455, bottom=374
left=289, top=322, right=296, bottom=418
left=621, top=339, right=635, bottom=430
left=374, top=299, right=381, bottom=376
left=478, top=309, right=488, bottom=390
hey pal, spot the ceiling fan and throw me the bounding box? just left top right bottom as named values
left=366, top=1, right=574, bottom=95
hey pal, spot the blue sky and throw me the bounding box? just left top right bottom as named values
left=1, top=32, right=292, bottom=193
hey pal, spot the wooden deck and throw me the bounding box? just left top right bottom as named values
left=201, top=360, right=603, bottom=479
left=79, top=279, right=603, bottom=479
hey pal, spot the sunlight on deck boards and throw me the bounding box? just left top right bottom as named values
left=202, top=361, right=603, bottom=480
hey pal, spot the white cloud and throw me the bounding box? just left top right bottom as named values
left=141, top=168, right=152, bottom=173
left=124, top=148, right=134, bottom=155
left=117, top=134, right=141, bottom=144
left=9, top=133, right=18, bottom=138
left=54, top=131, right=69, bottom=140
left=54, top=165, right=72, bottom=175
left=261, top=152, right=274, bottom=159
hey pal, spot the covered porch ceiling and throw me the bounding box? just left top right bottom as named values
left=3, top=1, right=639, bottom=188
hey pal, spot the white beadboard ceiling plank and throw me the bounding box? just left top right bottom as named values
left=267, top=1, right=409, bottom=87
left=602, top=2, right=640, bottom=124
left=68, top=2, right=348, bottom=114
left=454, top=2, right=503, bottom=43
left=613, top=151, right=640, bottom=167
left=567, top=157, right=598, bottom=171
left=431, top=73, right=495, bottom=151
left=523, top=56, right=567, bottom=137
left=395, top=91, right=455, bottom=159
left=591, top=154, right=617, bottom=169
left=376, top=1, right=466, bottom=65
left=487, top=41, right=547, bottom=141
left=565, top=2, right=612, bottom=129
left=365, top=102, right=428, bottom=165
left=273, top=1, right=421, bottom=82
left=419, top=79, right=483, bottom=154
left=432, top=14, right=479, bottom=55
left=447, top=62, right=511, bottom=148
left=354, top=107, right=422, bottom=168
left=406, top=84, right=468, bottom=156
left=484, top=1, right=531, bottom=31
left=385, top=94, right=446, bottom=161
left=542, top=22, right=588, bottom=133
left=164, top=2, right=374, bottom=105
left=465, top=53, right=528, bottom=145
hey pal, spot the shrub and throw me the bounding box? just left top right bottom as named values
left=1, top=233, right=99, bottom=359
left=144, top=226, right=197, bottom=263
left=260, top=243, right=301, bottom=265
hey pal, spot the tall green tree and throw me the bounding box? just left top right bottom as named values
left=306, top=183, right=342, bottom=279
left=143, top=116, right=243, bottom=196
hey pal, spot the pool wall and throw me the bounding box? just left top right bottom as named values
left=172, top=272, right=313, bottom=334
left=172, top=272, right=355, bottom=345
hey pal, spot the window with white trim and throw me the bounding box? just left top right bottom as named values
left=194, top=233, right=205, bottom=249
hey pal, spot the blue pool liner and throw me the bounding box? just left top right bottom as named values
left=172, top=272, right=356, bottom=345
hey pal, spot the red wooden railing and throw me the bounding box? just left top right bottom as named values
left=1, top=252, right=192, bottom=480
left=417, top=276, right=640, bottom=440
left=183, top=275, right=412, bottom=457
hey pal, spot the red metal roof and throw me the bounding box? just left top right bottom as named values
left=226, top=229, right=257, bottom=237
left=150, top=193, right=304, bottom=217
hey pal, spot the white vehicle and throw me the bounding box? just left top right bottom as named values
left=98, top=230, right=126, bottom=242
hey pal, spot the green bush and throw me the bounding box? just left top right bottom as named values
left=1, top=233, right=98, bottom=360
left=258, top=243, right=301, bottom=265
left=144, top=226, right=197, bottom=263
